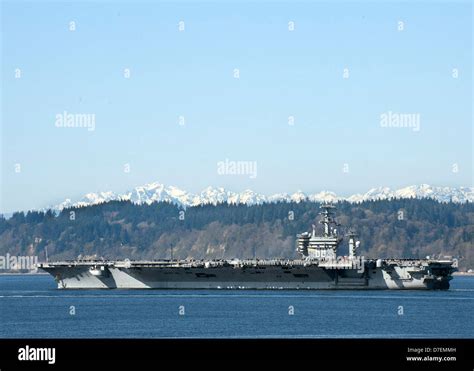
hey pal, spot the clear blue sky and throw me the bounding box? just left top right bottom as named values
left=1, top=0, right=472, bottom=213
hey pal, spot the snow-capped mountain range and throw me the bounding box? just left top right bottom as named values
left=52, top=183, right=473, bottom=210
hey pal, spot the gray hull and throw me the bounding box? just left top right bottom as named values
left=39, top=259, right=454, bottom=290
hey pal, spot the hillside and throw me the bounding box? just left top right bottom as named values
left=1, top=199, right=473, bottom=270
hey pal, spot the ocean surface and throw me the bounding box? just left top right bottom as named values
left=0, top=274, right=473, bottom=338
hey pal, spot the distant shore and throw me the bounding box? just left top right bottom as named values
left=453, top=271, right=474, bottom=276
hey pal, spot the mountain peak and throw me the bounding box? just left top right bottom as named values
left=50, top=183, right=474, bottom=210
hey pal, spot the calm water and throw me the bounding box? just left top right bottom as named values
left=0, top=274, right=473, bottom=338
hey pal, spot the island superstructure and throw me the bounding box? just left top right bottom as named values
left=38, top=204, right=457, bottom=290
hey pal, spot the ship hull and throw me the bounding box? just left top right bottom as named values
left=39, top=260, right=454, bottom=290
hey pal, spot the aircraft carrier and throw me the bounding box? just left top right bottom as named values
left=38, top=204, right=457, bottom=290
